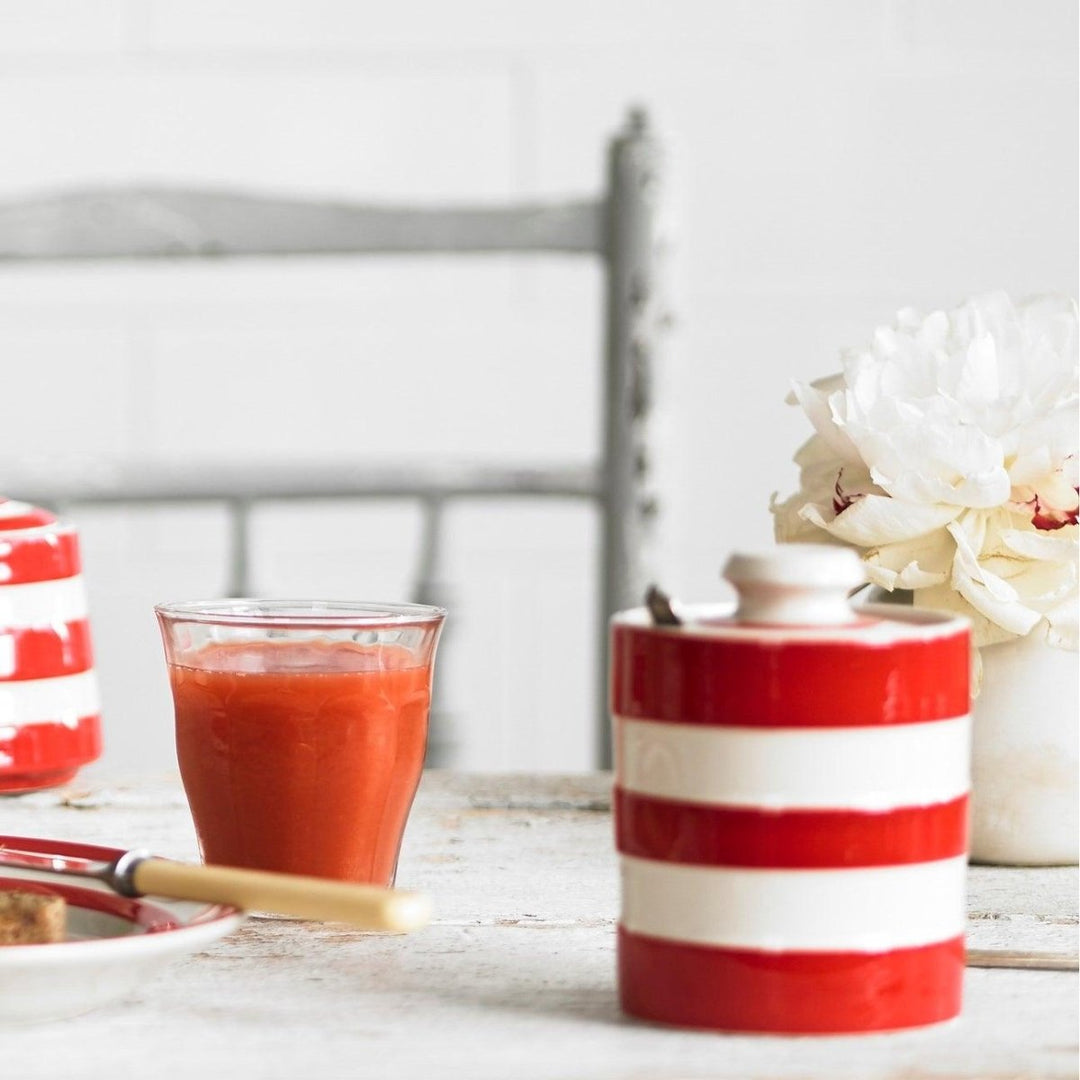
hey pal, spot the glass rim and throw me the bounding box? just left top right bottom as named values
left=153, top=598, right=446, bottom=629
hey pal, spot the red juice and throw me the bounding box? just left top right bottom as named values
left=169, top=639, right=431, bottom=885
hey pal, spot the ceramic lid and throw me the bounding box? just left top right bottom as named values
left=723, top=544, right=866, bottom=627
left=616, top=545, right=969, bottom=644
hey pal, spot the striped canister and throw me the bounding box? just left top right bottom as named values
left=611, top=546, right=971, bottom=1034
left=0, top=498, right=102, bottom=792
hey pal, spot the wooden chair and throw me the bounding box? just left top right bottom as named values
left=0, top=108, right=665, bottom=768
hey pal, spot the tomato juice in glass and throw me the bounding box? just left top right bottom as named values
left=155, top=600, right=445, bottom=887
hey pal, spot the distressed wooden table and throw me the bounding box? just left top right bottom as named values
left=3, top=770, right=1077, bottom=1080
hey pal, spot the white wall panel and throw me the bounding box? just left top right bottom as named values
left=143, top=266, right=599, bottom=464
left=0, top=324, right=132, bottom=457
left=902, top=0, right=1078, bottom=63
left=0, top=66, right=516, bottom=198
left=141, top=0, right=887, bottom=55
left=0, top=0, right=1074, bottom=772
left=0, top=1, right=130, bottom=53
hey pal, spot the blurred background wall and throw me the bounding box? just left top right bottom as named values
left=1, top=0, right=1076, bottom=774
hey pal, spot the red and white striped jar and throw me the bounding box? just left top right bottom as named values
left=612, top=546, right=971, bottom=1034
left=0, top=499, right=102, bottom=793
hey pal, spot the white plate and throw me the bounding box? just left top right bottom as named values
left=0, top=834, right=243, bottom=1024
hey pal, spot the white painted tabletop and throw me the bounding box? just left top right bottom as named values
left=3, top=770, right=1077, bottom=1080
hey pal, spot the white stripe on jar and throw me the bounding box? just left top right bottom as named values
left=0, top=575, right=90, bottom=626
left=0, top=670, right=100, bottom=729
left=620, top=854, right=967, bottom=952
left=0, top=500, right=37, bottom=521
left=614, top=715, right=971, bottom=811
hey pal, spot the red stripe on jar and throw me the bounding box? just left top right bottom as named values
left=0, top=620, right=95, bottom=681
left=610, top=625, right=970, bottom=727
left=614, top=788, right=968, bottom=868
left=0, top=530, right=82, bottom=585
left=0, top=504, right=58, bottom=532
left=618, top=927, right=964, bottom=1033
left=0, top=715, right=102, bottom=793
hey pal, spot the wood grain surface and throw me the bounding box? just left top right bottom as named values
left=3, top=770, right=1077, bottom=1080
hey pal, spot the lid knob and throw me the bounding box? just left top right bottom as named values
left=723, top=545, right=866, bottom=626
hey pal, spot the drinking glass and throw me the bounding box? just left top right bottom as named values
left=155, top=599, right=444, bottom=887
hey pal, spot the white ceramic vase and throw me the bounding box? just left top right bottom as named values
left=969, top=631, right=1079, bottom=866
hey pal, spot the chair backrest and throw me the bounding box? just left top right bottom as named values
left=0, top=108, right=665, bottom=768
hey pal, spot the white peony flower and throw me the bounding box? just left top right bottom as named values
left=772, top=292, right=1079, bottom=649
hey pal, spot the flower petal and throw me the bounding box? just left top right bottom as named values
left=790, top=379, right=864, bottom=465
left=854, top=421, right=1011, bottom=508
left=865, top=559, right=947, bottom=591
left=952, top=571, right=1043, bottom=637
left=913, top=583, right=1017, bottom=648
left=1001, top=524, right=1079, bottom=562
left=774, top=290, right=1078, bottom=646
left=947, top=517, right=1012, bottom=600
left=1046, top=596, right=1080, bottom=651
left=771, top=491, right=839, bottom=544
left=802, top=495, right=960, bottom=546
left=863, top=532, right=952, bottom=590
left=946, top=519, right=1045, bottom=636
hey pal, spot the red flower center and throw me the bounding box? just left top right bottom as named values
left=1032, top=490, right=1079, bottom=531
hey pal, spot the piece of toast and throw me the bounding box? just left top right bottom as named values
left=0, top=889, right=67, bottom=945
